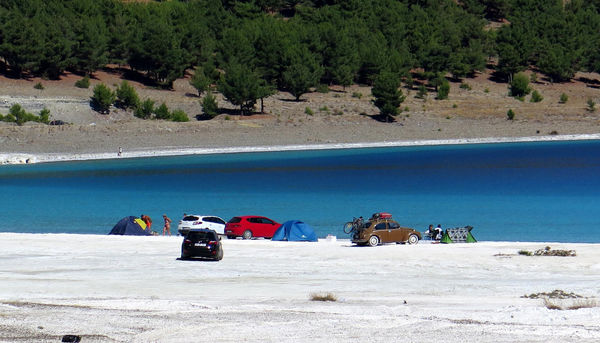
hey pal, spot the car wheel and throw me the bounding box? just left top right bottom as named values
left=368, top=235, right=379, bottom=247
left=242, top=230, right=252, bottom=240
left=214, top=249, right=224, bottom=261
left=407, top=234, right=419, bottom=245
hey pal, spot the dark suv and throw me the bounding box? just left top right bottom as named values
left=181, top=229, right=223, bottom=261
left=351, top=219, right=421, bottom=246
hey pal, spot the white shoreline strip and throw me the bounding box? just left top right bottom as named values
left=2, top=133, right=600, bottom=165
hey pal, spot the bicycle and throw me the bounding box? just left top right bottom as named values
left=343, top=216, right=364, bottom=234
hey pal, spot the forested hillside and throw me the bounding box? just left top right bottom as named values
left=1, top=0, right=599, bottom=91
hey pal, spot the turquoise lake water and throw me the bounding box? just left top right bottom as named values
left=1, top=140, right=599, bottom=242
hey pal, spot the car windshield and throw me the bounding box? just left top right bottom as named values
left=227, top=217, right=241, bottom=223
left=187, top=231, right=216, bottom=241
left=183, top=216, right=200, bottom=221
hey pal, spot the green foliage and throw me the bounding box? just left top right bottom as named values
left=74, top=76, right=90, bottom=89
left=371, top=71, right=405, bottom=121
left=0, top=0, right=599, bottom=95
left=34, top=82, right=44, bottom=90
left=510, top=72, right=531, bottom=98
left=282, top=46, right=322, bottom=101
left=459, top=82, right=472, bottom=90
left=218, top=60, right=269, bottom=115
left=170, top=109, right=189, bottom=122
left=201, top=93, right=219, bottom=119
left=305, top=107, right=314, bottom=116
left=115, top=81, right=139, bottom=110
left=507, top=109, right=515, bottom=120
left=190, top=67, right=211, bottom=97
left=587, top=99, right=596, bottom=112
left=5, top=104, right=49, bottom=125
left=559, top=93, right=568, bottom=104
left=90, top=83, right=115, bottom=114
left=436, top=79, right=450, bottom=100
left=530, top=90, right=543, bottom=103
left=416, top=85, right=428, bottom=99
left=352, top=92, right=362, bottom=99
left=316, top=85, right=329, bottom=93
left=135, top=99, right=155, bottom=119
left=154, top=102, right=171, bottom=120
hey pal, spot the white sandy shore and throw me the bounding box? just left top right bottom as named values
left=2, top=133, right=600, bottom=165
left=0, top=233, right=599, bottom=342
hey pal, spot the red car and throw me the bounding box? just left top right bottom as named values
left=225, top=216, right=280, bottom=239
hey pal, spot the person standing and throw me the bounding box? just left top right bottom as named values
left=162, top=214, right=172, bottom=236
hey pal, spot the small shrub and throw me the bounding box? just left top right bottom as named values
left=559, top=93, right=568, bottom=104
left=459, top=82, right=471, bottom=90
left=587, top=99, right=596, bottom=112
left=34, top=82, right=44, bottom=90
left=115, top=80, right=139, bottom=110
left=224, top=115, right=230, bottom=120
left=352, top=92, right=362, bottom=99
left=319, top=105, right=329, bottom=112
left=530, top=90, right=543, bottom=103
left=135, top=99, right=155, bottom=119
left=436, top=80, right=450, bottom=100
left=316, top=84, right=329, bottom=93
left=518, top=250, right=532, bottom=256
left=507, top=109, right=515, bottom=120
left=510, top=72, right=531, bottom=98
left=333, top=109, right=343, bottom=115
left=530, top=72, right=537, bottom=83
left=550, top=130, right=558, bottom=135
left=305, top=107, right=314, bottom=116
left=416, top=84, right=427, bottom=99
left=310, top=292, right=337, bottom=302
left=38, top=108, right=50, bottom=124
left=484, top=87, right=489, bottom=93
left=91, top=83, right=116, bottom=114
left=452, top=103, right=457, bottom=108
left=201, top=93, right=219, bottom=118
left=154, top=102, right=171, bottom=120
left=171, top=109, right=189, bottom=122
left=74, top=76, right=90, bottom=89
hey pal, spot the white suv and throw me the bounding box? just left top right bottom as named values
left=177, top=215, right=226, bottom=236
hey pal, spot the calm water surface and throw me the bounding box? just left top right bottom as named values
left=1, top=140, right=599, bottom=242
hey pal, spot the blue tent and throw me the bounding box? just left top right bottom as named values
left=272, top=220, right=318, bottom=242
left=109, top=216, right=152, bottom=236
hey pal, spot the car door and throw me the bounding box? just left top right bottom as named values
left=204, top=217, right=225, bottom=234
left=258, top=217, right=278, bottom=237
left=374, top=222, right=389, bottom=242
left=387, top=221, right=404, bottom=242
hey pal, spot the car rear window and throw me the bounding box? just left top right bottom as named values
left=227, top=217, right=241, bottom=223
left=183, top=216, right=200, bottom=221
left=187, top=231, right=216, bottom=241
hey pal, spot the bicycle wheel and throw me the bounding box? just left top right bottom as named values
left=343, top=222, right=355, bottom=234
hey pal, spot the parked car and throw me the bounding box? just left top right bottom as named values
left=351, top=218, right=421, bottom=246
left=225, top=216, right=280, bottom=239
left=177, top=215, right=226, bottom=236
left=180, top=229, right=223, bottom=261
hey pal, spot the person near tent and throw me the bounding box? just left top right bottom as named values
left=425, top=224, right=434, bottom=239
left=162, top=214, right=172, bottom=236
left=434, top=224, right=443, bottom=240
left=141, top=214, right=152, bottom=230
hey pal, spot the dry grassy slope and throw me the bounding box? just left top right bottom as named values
left=1, top=67, right=599, bottom=154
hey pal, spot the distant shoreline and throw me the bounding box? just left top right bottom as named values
left=2, top=133, right=599, bottom=165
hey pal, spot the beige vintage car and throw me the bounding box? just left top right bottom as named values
left=351, top=218, right=421, bottom=246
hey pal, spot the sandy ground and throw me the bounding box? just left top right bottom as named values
left=0, top=234, right=599, bottom=342
left=1, top=68, right=600, bottom=164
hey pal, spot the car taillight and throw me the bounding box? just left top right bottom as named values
left=193, top=221, right=203, bottom=225
left=184, top=239, right=192, bottom=244
left=208, top=241, right=218, bottom=245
